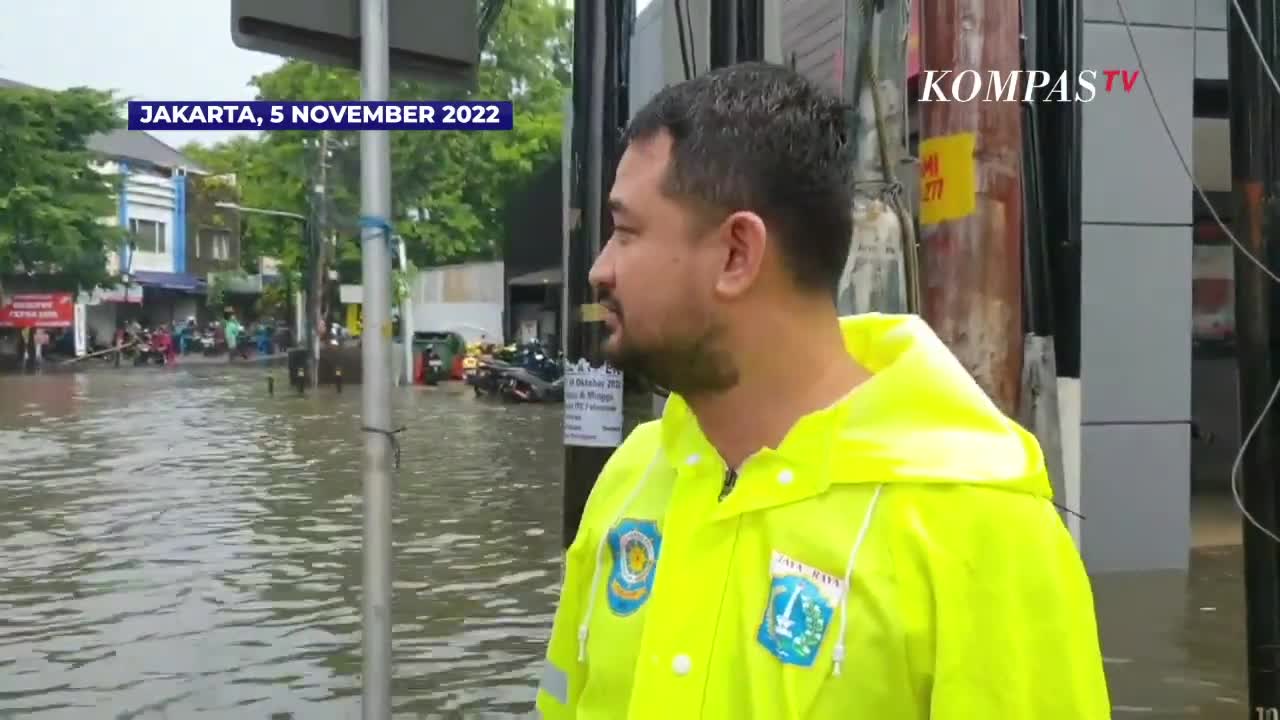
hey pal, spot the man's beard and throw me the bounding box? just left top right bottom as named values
left=604, top=321, right=739, bottom=396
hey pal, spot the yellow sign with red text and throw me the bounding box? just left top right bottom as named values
left=918, top=132, right=977, bottom=226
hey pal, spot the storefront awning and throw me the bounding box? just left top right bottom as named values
left=131, top=271, right=206, bottom=293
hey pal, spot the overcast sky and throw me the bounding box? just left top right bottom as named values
left=1, top=0, right=283, bottom=147
left=1, top=0, right=653, bottom=150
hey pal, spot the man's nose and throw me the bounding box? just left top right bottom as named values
left=588, top=243, right=613, bottom=291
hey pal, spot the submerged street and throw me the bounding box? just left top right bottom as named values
left=0, top=368, right=1250, bottom=718
left=0, top=369, right=569, bottom=718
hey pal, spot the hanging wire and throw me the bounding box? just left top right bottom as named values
left=1114, top=0, right=1280, bottom=545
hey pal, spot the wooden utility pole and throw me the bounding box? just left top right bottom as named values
left=917, top=0, right=1024, bottom=415
left=1228, top=0, right=1280, bottom=710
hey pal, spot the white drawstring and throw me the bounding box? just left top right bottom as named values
left=577, top=452, right=662, bottom=663
left=832, top=483, right=884, bottom=677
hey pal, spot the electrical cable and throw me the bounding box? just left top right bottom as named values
left=674, top=0, right=695, bottom=80
left=1115, top=0, right=1280, bottom=545
left=683, top=0, right=699, bottom=74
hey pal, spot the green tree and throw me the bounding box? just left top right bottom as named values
left=393, top=0, right=571, bottom=267
left=184, top=0, right=570, bottom=279
left=0, top=86, right=125, bottom=290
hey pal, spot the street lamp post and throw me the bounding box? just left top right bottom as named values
left=214, top=202, right=318, bottom=383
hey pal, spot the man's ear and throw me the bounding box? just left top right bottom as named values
left=714, top=210, right=768, bottom=299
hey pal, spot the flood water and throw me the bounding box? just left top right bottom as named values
left=0, top=368, right=1249, bottom=718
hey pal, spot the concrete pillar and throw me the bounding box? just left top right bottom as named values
left=1077, top=0, right=1196, bottom=575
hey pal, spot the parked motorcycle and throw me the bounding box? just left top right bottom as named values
left=468, top=357, right=514, bottom=397
left=467, top=340, right=565, bottom=402
left=498, top=366, right=565, bottom=403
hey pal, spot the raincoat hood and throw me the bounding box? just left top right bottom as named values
left=657, top=312, right=1049, bottom=497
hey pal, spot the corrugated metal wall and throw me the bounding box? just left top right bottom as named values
left=781, top=0, right=845, bottom=95
left=629, top=0, right=842, bottom=100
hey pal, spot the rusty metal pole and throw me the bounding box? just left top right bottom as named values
left=917, top=0, right=1025, bottom=415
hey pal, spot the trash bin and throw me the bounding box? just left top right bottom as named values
left=412, top=331, right=465, bottom=382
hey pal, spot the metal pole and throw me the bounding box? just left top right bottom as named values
left=917, top=0, right=1025, bottom=416
left=738, top=0, right=765, bottom=60
left=397, top=238, right=415, bottom=386
left=1036, top=0, right=1081, bottom=379
left=359, top=0, right=394, bottom=714
left=1017, top=52, right=1068, bottom=523
left=709, top=0, right=739, bottom=68
left=562, top=0, right=623, bottom=549
left=1229, top=0, right=1280, bottom=709
left=312, top=129, right=332, bottom=388
left=837, top=0, right=914, bottom=316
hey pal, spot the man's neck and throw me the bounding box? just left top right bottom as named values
left=683, top=312, right=869, bottom=470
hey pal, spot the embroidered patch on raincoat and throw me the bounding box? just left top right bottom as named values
left=757, top=550, right=843, bottom=667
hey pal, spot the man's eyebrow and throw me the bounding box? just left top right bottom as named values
left=607, top=197, right=631, bottom=216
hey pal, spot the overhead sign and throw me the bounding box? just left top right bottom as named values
left=0, top=293, right=75, bottom=329
left=230, top=0, right=478, bottom=87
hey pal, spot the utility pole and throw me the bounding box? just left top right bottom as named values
left=562, top=0, right=628, bottom=548
left=1228, top=0, right=1280, bottom=711
left=310, top=128, right=332, bottom=388
left=838, top=0, right=917, bottom=316
left=917, top=0, right=1024, bottom=416
left=357, top=0, right=395, bottom=715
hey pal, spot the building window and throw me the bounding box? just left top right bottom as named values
left=197, top=228, right=231, bottom=261
left=129, top=218, right=166, bottom=254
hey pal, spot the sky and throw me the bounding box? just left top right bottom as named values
left=2, top=0, right=286, bottom=148
left=1, top=0, right=653, bottom=151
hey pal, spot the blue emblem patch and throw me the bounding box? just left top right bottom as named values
left=757, top=551, right=842, bottom=667
left=606, top=519, right=662, bottom=616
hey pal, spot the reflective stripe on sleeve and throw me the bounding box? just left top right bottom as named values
left=538, top=659, right=569, bottom=705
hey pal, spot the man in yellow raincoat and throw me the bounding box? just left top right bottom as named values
left=535, top=62, right=1110, bottom=719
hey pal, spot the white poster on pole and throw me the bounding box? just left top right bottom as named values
left=563, top=359, right=624, bottom=447
left=73, top=303, right=87, bottom=356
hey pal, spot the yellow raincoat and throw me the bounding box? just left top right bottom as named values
left=535, top=313, right=1109, bottom=719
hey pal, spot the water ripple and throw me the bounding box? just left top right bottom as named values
left=0, top=369, right=567, bottom=718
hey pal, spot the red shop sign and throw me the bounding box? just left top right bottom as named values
left=0, top=293, right=75, bottom=328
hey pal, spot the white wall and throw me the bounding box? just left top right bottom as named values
left=414, top=303, right=503, bottom=343
left=123, top=173, right=177, bottom=273
left=344, top=262, right=507, bottom=342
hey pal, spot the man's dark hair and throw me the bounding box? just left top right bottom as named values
left=624, top=62, right=854, bottom=296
